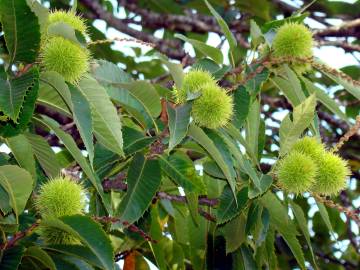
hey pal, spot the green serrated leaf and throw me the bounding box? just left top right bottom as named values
left=223, top=214, right=246, bottom=254
left=175, top=34, right=223, bottom=64
left=260, top=192, right=305, bottom=269
left=38, top=81, right=71, bottom=117
left=216, top=187, right=248, bottom=225
left=123, top=126, right=156, bottom=156
left=6, top=134, right=36, bottom=179
left=159, top=153, right=204, bottom=192
left=0, top=165, right=33, bottom=222
left=204, top=0, right=237, bottom=61
left=25, top=133, right=61, bottom=178
left=24, top=246, right=56, bottom=270
left=322, top=70, right=360, bottom=100
left=290, top=202, right=318, bottom=270
left=43, top=245, right=103, bottom=269
left=245, top=98, right=261, bottom=161
left=69, top=85, right=94, bottom=167
left=42, top=215, right=114, bottom=270
left=117, top=153, right=161, bottom=224
left=232, top=86, right=250, bottom=129
left=0, top=0, right=40, bottom=63
left=167, top=103, right=192, bottom=151
left=47, top=22, right=80, bottom=45
left=76, top=75, right=124, bottom=156
left=188, top=124, right=237, bottom=201
left=302, top=77, right=349, bottom=124
left=158, top=54, right=184, bottom=89
left=0, top=69, right=38, bottom=122
left=279, top=94, right=316, bottom=156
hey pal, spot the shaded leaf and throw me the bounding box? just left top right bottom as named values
left=0, top=246, right=25, bottom=270
left=223, top=214, right=246, bottom=254
left=123, top=126, right=156, bottom=156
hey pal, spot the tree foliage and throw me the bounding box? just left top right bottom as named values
left=0, top=0, right=360, bottom=269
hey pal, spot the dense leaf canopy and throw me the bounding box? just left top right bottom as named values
left=0, top=0, right=359, bottom=269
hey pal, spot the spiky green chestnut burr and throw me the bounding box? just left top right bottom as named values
left=311, top=152, right=350, bottom=195
left=192, top=83, right=233, bottom=129
left=48, top=10, right=88, bottom=36
left=41, top=36, right=90, bottom=83
left=40, top=226, right=81, bottom=245
left=277, top=152, right=317, bottom=194
left=175, top=69, right=215, bottom=104
left=36, top=177, right=86, bottom=245
left=36, top=176, right=85, bottom=218
left=272, top=23, right=313, bottom=73
left=291, top=137, right=325, bottom=160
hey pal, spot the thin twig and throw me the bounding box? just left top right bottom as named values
left=93, top=216, right=157, bottom=243
left=312, top=193, right=360, bottom=227
left=332, top=115, right=360, bottom=152
left=0, top=222, right=40, bottom=250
